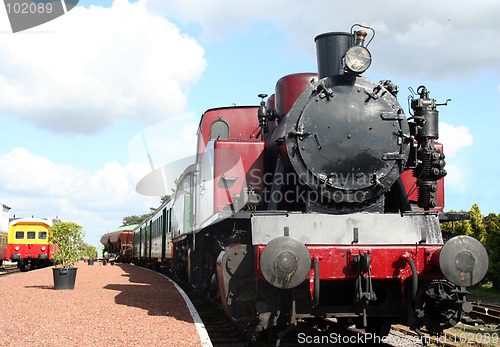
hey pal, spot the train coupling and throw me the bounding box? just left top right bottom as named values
left=352, top=252, right=377, bottom=304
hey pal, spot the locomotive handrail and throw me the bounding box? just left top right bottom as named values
left=350, top=24, right=375, bottom=46
left=312, top=258, right=320, bottom=307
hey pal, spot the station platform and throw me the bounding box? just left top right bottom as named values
left=0, top=262, right=211, bottom=346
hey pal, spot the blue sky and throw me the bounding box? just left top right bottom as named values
left=0, top=0, right=499, bottom=246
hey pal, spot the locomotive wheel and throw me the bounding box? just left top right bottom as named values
left=365, top=319, right=391, bottom=337
left=413, top=279, right=466, bottom=334
left=19, top=261, right=29, bottom=272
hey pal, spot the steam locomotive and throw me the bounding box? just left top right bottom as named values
left=130, top=25, right=488, bottom=338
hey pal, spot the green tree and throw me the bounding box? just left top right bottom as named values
left=440, top=209, right=471, bottom=237
left=440, top=205, right=486, bottom=241
left=49, top=222, right=85, bottom=268
left=121, top=196, right=170, bottom=227
left=441, top=204, right=499, bottom=290
left=121, top=213, right=152, bottom=226
left=84, top=245, right=97, bottom=259
left=468, top=204, right=487, bottom=243
left=484, top=213, right=500, bottom=290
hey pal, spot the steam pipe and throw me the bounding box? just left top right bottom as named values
left=404, top=256, right=418, bottom=301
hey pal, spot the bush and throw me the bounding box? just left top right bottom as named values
left=84, top=245, right=96, bottom=260
left=441, top=204, right=500, bottom=290
left=49, top=222, right=85, bottom=268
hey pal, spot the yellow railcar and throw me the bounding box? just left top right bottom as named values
left=7, top=218, right=57, bottom=271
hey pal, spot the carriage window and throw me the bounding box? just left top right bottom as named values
left=38, top=231, right=47, bottom=240
left=27, top=231, right=36, bottom=239
left=15, top=231, right=24, bottom=239
left=210, top=118, right=230, bottom=139
left=183, top=177, right=191, bottom=191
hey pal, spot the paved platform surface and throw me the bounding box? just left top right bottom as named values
left=0, top=262, right=209, bottom=346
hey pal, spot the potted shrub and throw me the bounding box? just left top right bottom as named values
left=86, top=246, right=96, bottom=265
left=49, top=222, right=85, bottom=290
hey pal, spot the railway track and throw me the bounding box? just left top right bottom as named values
left=0, top=265, right=20, bottom=276
left=167, top=274, right=248, bottom=346
left=166, top=269, right=500, bottom=346
left=391, top=325, right=457, bottom=347
left=470, top=302, right=500, bottom=324
left=166, top=272, right=401, bottom=346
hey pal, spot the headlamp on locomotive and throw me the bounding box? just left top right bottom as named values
left=344, top=26, right=372, bottom=74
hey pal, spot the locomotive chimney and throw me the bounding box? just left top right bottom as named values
left=314, top=32, right=353, bottom=79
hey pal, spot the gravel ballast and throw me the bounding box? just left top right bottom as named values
left=0, top=262, right=203, bottom=346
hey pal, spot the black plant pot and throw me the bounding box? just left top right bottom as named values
left=88, top=259, right=94, bottom=265
left=52, top=268, right=77, bottom=290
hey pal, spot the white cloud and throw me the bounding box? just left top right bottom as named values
left=0, top=0, right=206, bottom=134
left=438, top=122, right=473, bottom=159
left=444, top=163, right=468, bottom=194
left=0, top=147, right=157, bottom=245
left=438, top=122, right=473, bottom=194
left=147, top=0, right=500, bottom=80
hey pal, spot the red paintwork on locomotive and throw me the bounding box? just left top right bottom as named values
left=197, top=107, right=261, bottom=161
left=195, top=106, right=266, bottom=222
left=275, top=73, right=318, bottom=115
left=255, top=245, right=442, bottom=281
left=213, top=140, right=265, bottom=213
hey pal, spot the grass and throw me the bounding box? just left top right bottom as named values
left=444, top=323, right=499, bottom=347
left=468, top=282, right=500, bottom=304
